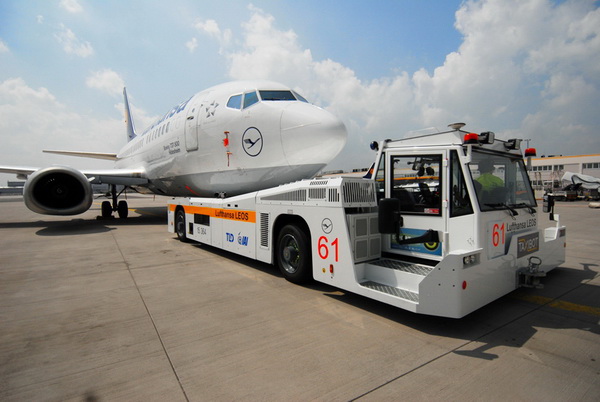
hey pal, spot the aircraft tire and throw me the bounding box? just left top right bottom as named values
left=117, top=200, right=128, bottom=219
left=276, top=224, right=312, bottom=284
left=101, top=201, right=112, bottom=218
left=175, top=208, right=188, bottom=242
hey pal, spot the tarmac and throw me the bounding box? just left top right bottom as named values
left=0, top=195, right=598, bottom=401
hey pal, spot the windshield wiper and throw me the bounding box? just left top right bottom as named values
left=509, top=203, right=536, bottom=214
left=485, top=203, right=519, bottom=217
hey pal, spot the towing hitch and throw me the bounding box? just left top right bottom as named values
left=517, top=256, right=546, bottom=289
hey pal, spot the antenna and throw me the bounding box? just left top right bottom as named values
left=448, top=122, right=466, bottom=131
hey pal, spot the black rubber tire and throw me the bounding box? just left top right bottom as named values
left=117, top=200, right=128, bottom=219
left=276, top=224, right=312, bottom=284
left=101, top=201, right=112, bottom=218
left=175, top=209, right=188, bottom=242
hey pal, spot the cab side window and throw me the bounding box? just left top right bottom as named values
left=374, top=155, right=385, bottom=201
left=449, top=150, right=473, bottom=217
left=391, top=154, right=442, bottom=215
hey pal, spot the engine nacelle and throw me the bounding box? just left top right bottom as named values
left=23, top=166, right=93, bottom=215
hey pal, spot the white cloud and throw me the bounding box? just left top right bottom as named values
left=186, top=37, right=198, bottom=53
left=0, top=39, right=9, bottom=53
left=36, top=15, right=44, bottom=24
left=194, top=18, right=232, bottom=50
left=59, top=0, right=83, bottom=14
left=0, top=78, right=159, bottom=186
left=0, top=78, right=122, bottom=176
left=86, top=69, right=125, bottom=97
left=55, top=24, right=94, bottom=57
left=205, top=1, right=600, bottom=169
left=438, top=0, right=600, bottom=154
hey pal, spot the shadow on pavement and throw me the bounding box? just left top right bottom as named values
left=0, top=205, right=167, bottom=236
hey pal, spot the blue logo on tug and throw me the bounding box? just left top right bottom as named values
left=226, top=232, right=249, bottom=246
left=238, top=233, right=249, bottom=246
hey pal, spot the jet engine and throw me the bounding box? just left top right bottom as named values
left=23, top=166, right=93, bottom=215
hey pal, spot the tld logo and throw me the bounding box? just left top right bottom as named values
left=238, top=233, right=249, bottom=246
left=226, top=232, right=249, bottom=246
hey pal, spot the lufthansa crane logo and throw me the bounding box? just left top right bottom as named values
left=321, top=218, right=333, bottom=234
left=242, top=127, right=263, bottom=157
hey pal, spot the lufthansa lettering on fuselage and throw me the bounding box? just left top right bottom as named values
left=164, top=140, right=181, bottom=155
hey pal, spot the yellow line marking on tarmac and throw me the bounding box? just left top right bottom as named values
left=513, top=294, right=600, bottom=317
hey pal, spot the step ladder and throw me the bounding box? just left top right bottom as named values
left=359, top=259, right=434, bottom=303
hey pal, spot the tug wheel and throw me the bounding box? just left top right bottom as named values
left=175, top=208, right=188, bottom=242
left=276, top=224, right=312, bottom=284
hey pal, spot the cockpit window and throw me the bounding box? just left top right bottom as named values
left=259, top=90, right=297, bottom=101
left=292, top=90, right=309, bottom=103
left=243, top=91, right=259, bottom=109
left=227, top=94, right=242, bottom=109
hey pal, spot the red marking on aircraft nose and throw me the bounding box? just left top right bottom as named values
left=185, top=185, right=201, bottom=196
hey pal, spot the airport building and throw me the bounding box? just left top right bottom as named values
left=529, top=153, right=600, bottom=190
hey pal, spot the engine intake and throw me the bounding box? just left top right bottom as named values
left=23, top=166, right=93, bottom=215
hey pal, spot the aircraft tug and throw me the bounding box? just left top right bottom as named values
left=168, top=124, right=566, bottom=318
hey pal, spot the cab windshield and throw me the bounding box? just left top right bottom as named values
left=468, top=150, right=536, bottom=212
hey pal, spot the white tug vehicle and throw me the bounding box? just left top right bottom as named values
left=168, top=124, right=566, bottom=318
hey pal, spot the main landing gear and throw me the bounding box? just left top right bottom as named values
left=100, top=185, right=129, bottom=219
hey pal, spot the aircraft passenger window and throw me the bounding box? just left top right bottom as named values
left=259, top=90, right=296, bottom=101
left=227, top=94, right=242, bottom=109
left=243, top=91, right=259, bottom=109
left=166, top=122, right=170, bottom=133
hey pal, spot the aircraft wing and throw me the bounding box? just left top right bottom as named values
left=43, top=150, right=118, bottom=161
left=0, top=166, right=149, bottom=186
left=0, top=166, right=40, bottom=179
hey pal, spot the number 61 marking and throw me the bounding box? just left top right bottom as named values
left=492, top=223, right=505, bottom=247
left=318, top=236, right=339, bottom=262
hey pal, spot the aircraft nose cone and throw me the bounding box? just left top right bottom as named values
left=280, top=103, right=347, bottom=166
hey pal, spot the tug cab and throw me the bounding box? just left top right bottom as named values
left=367, top=125, right=565, bottom=316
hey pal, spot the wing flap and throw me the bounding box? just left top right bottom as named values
left=83, top=168, right=148, bottom=186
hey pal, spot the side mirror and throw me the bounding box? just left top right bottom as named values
left=378, top=198, right=403, bottom=234
left=543, top=193, right=555, bottom=220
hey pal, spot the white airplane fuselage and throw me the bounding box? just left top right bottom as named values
left=118, top=80, right=347, bottom=197
left=0, top=80, right=346, bottom=217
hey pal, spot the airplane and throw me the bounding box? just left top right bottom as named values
left=0, top=80, right=347, bottom=218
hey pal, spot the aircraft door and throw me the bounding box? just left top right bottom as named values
left=184, top=100, right=201, bottom=152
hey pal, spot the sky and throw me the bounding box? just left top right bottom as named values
left=1, top=0, right=599, bottom=185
